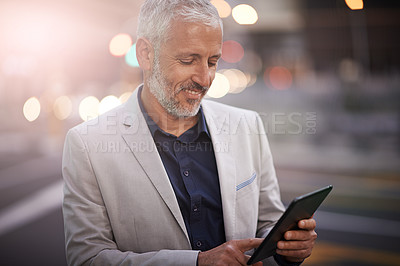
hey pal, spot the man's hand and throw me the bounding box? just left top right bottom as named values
left=197, top=238, right=263, bottom=266
left=276, top=218, right=317, bottom=263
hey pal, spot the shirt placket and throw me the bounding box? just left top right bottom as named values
left=174, top=139, right=206, bottom=250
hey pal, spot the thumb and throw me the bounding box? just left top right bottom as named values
left=236, top=238, right=263, bottom=252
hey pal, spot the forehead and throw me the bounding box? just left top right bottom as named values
left=162, top=20, right=222, bottom=55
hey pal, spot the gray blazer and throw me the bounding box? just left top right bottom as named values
left=62, top=87, right=285, bottom=266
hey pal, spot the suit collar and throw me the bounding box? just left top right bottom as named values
left=121, top=86, right=190, bottom=246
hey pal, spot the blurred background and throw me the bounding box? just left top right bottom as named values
left=0, top=0, right=399, bottom=265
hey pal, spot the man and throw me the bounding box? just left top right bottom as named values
left=62, top=0, right=317, bottom=265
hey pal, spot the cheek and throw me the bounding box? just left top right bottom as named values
left=171, top=69, right=195, bottom=86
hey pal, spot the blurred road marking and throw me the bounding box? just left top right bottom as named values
left=314, top=210, right=400, bottom=237
left=0, top=181, right=63, bottom=236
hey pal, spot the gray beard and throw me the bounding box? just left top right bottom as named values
left=147, top=57, right=204, bottom=118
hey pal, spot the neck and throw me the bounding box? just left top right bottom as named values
left=141, top=84, right=199, bottom=137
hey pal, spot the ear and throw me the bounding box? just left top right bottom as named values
left=136, top=37, right=154, bottom=71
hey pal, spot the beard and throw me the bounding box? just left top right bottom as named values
left=147, top=57, right=208, bottom=118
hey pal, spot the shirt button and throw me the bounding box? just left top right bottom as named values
left=183, top=170, right=189, bottom=177
left=196, top=240, right=202, bottom=248
left=193, top=205, right=198, bottom=212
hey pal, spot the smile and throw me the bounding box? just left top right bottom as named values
left=184, top=89, right=202, bottom=95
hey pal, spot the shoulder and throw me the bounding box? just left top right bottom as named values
left=67, top=102, right=129, bottom=139
left=68, top=88, right=142, bottom=137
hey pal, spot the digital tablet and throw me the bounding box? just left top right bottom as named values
left=247, top=185, right=333, bottom=265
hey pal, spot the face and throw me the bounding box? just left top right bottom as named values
left=148, top=20, right=222, bottom=118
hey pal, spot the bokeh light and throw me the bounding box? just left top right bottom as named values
left=109, top=33, right=132, bottom=57
left=245, top=73, right=257, bottom=87
left=264, top=66, right=293, bottom=90
left=125, top=43, right=139, bottom=67
left=23, top=97, right=41, bottom=122
left=119, top=91, right=133, bottom=104
left=207, top=73, right=230, bottom=98
left=53, top=96, right=72, bottom=120
left=211, top=0, right=231, bottom=18
left=79, top=96, right=99, bottom=121
left=221, top=69, right=248, bottom=94
left=222, top=40, right=244, bottom=63
left=232, top=4, right=258, bottom=25
left=345, top=0, right=364, bottom=10
left=98, top=95, right=121, bottom=115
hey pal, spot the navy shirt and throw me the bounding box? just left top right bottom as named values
left=138, top=88, right=226, bottom=251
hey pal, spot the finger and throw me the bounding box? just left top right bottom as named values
left=236, top=238, right=263, bottom=252
left=277, top=239, right=314, bottom=250
left=234, top=253, right=250, bottom=265
left=298, top=218, right=316, bottom=230
left=276, top=247, right=312, bottom=260
left=222, top=240, right=261, bottom=265
left=252, top=261, right=263, bottom=266
left=284, top=229, right=317, bottom=241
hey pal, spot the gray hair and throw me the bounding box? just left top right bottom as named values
left=137, top=0, right=223, bottom=51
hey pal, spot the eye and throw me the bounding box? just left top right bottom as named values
left=208, top=61, right=218, bottom=67
left=179, top=59, right=193, bottom=65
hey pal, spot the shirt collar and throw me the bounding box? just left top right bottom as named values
left=137, top=85, right=210, bottom=141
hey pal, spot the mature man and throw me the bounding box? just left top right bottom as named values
left=62, top=0, right=317, bottom=265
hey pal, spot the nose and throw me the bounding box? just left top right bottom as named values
left=192, top=62, right=212, bottom=88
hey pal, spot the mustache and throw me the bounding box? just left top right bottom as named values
left=179, top=82, right=208, bottom=92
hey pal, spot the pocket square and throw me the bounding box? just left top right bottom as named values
left=236, top=172, right=256, bottom=191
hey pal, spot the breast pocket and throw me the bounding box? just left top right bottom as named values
left=235, top=172, right=259, bottom=231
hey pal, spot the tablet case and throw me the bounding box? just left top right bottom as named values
left=247, top=185, right=333, bottom=264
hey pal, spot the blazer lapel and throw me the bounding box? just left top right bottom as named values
left=202, top=102, right=237, bottom=241
left=120, top=88, right=190, bottom=244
